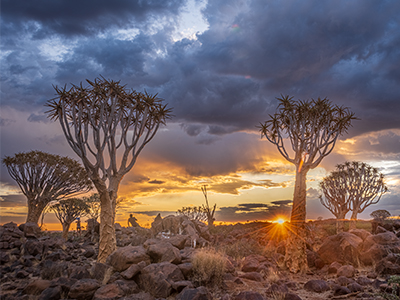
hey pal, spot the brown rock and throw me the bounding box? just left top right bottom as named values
left=92, top=283, right=125, bottom=300
left=234, top=291, right=265, bottom=300
left=144, top=239, right=181, bottom=264
left=304, top=279, right=330, bottom=293
left=317, top=232, right=362, bottom=266
left=106, top=245, right=150, bottom=272
left=328, top=262, right=342, bottom=274
left=239, top=272, right=263, bottom=282
left=176, top=286, right=212, bottom=300
left=22, top=279, right=51, bottom=295
left=68, top=278, right=101, bottom=300
left=337, top=265, right=355, bottom=278
left=121, top=263, right=141, bottom=280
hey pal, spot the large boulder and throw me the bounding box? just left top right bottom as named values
left=138, top=261, right=185, bottom=298
left=317, top=232, right=363, bottom=266
left=358, top=232, right=400, bottom=265
left=106, top=245, right=151, bottom=272
left=144, top=239, right=182, bottom=264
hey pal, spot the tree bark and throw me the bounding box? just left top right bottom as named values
left=336, top=211, right=346, bottom=234
left=62, top=222, right=71, bottom=240
left=349, top=210, right=358, bottom=230
left=284, top=167, right=308, bottom=273
left=26, top=200, right=47, bottom=224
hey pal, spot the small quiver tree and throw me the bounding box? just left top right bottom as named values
left=319, top=166, right=353, bottom=233
left=46, top=77, right=172, bottom=262
left=370, top=209, right=391, bottom=222
left=84, top=193, right=101, bottom=221
left=201, top=185, right=216, bottom=228
left=259, top=95, right=357, bottom=273
left=2, top=151, right=92, bottom=224
left=49, top=198, right=90, bottom=239
left=342, top=161, right=388, bottom=229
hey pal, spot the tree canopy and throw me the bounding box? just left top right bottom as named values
left=45, top=77, right=172, bottom=262
left=2, top=150, right=92, bottom=224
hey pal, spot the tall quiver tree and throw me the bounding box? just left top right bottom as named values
left=319, top=165, right=353, bottom=233
left=259, top=95, right=357, bottom=273
left=344, top=161, right=388, bottom=229
left=46, top=77, right=172, bottom=263
left=2, top=151, right=92, bottom=224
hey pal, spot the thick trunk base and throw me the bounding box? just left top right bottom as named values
left=284, top=230, right=308, bottom=274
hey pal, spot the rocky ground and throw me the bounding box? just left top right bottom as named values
left=1, top=216, right=399, bottom=300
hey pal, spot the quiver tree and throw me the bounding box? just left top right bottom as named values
left=201, top=185, right=216, bottom=228
left=46, top=77, right=172, bottom=262
left=259, top=95, right=357, bottom=273
left=49, top=198, right=90, bottom=239
left=342, top=161, right=388, bottom=229
left=370, top=209, right=391, bottom=222
left=2, top=151, right=92, bottom=224
left=84, top=193, right=101, bottom=221
left=319, top=167, right=352, bottom=233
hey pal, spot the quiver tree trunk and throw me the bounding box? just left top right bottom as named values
left=336, top=211, right=346, bottom=234
left=26, top=200, right=48, bottom=224
left=349, top=210, right=358, bottom=230
left=95, top=178, right=118, bottom=263
left=284, top=167, right=308, bottom=274
left=62, top=223, right=71, bottom=240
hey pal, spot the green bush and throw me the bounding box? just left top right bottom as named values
left=380, top=275, right=400, bottom=300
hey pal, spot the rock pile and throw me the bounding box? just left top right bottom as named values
left=1, top=218, right=399, bottom=300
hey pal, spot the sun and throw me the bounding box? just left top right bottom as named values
left=276, top=219, right=285, bottom=224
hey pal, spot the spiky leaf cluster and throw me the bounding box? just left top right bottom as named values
left=259, top=95, right=357, bottom=168
left=45, top=77, right=173, bottom=180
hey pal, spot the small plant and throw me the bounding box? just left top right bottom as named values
left=266, top=267, right=280, bottom=283
left=191, top=248, right=226, bottom=287
left=381, top=275, right=400, bottom=300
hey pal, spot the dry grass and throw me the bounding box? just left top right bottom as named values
left=191, top=248, right=227, bottom=287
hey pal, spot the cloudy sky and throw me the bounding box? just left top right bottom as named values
left=1, top=0, right=399, bottom=229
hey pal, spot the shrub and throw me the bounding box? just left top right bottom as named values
left=380, top=275, right=400, bottom=300
left=191, top=248, right=226, bottom=287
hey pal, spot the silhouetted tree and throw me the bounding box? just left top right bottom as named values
left=177, top=206, right=207, bottom=222
left=49, top=198, right=90, bottom=239
left=319, top=166, right=353, bottom=233
left=259, top=95, right=357, bottom=273
left=84, top=193, right=101, bottom=221
left=46, top=77, right=172, bottom=262
left=201, top=185, right=216, bottom=228
left=370, top=209, right=391, bottom=221
left=344, top=161, right=388, bottom=229
left=2, top=151, right=92, bottom=224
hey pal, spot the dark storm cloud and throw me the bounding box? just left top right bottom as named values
left=1, top=0, right=185, bottom=37
left=217, top=200, right=292, bottom=222
left=148, top=179, right=165, bottom=184
left=2, top=0, right=399, bottom=135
